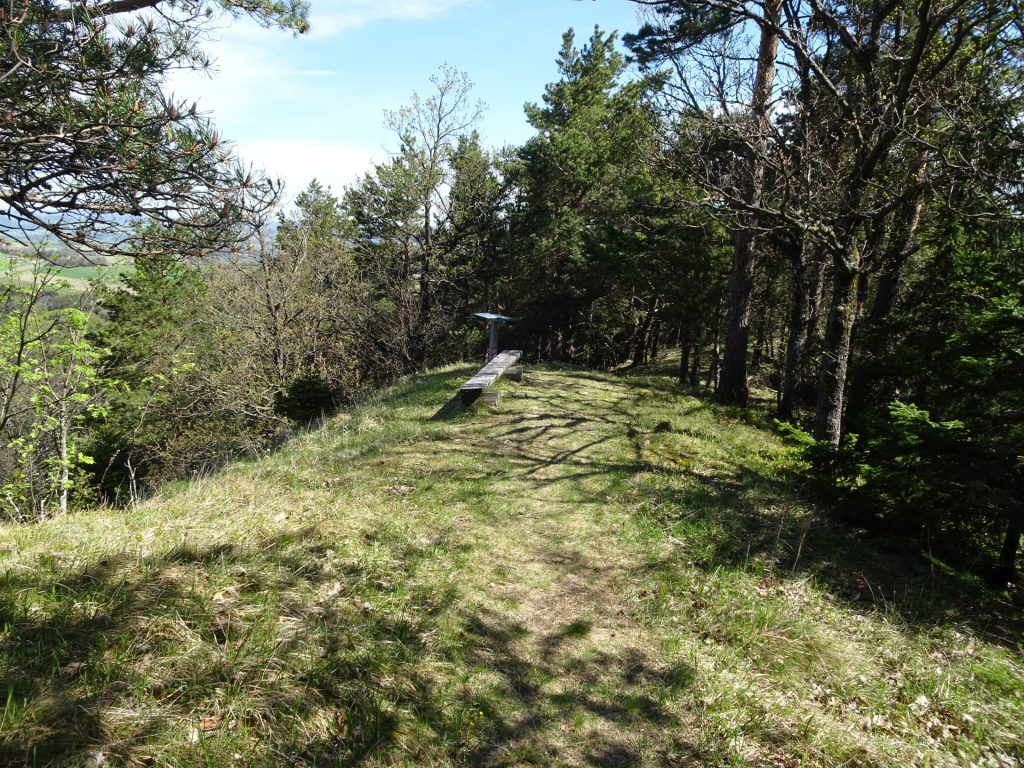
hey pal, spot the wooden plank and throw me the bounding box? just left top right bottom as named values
left=459, top=350, right=522, bottom=400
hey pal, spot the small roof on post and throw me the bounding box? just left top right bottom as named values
left=474, top=312, right=517, bottom=363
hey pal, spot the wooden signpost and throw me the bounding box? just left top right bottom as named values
left=473, top=312, right=516, bottom=362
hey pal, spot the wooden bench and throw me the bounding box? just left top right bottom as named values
left=459, top=350, right=522, bottom=404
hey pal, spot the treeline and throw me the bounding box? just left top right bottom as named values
left=620, top=1, right=1023, bottom=583
left=1, top=7, right=1021, bottom=581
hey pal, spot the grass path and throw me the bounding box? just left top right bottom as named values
left=1, top=365, right=1021, bottom=767
left=432, top=371, right=685, bottom=764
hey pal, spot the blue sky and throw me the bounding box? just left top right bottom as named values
left=172, top=0, right=644, bottom=203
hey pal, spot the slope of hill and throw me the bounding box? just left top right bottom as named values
left=1, top=365, right=1021, bottom=767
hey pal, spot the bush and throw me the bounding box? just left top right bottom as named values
left=274, top=376, right=339, bottom=424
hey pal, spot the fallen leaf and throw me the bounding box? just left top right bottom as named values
left=197, top=713, right=222, bottom=732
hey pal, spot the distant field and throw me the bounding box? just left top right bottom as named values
left=2, top=254, right=133, bottom=292
left=48, top=262, right=133, bottom=281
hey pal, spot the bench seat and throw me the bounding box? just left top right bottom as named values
left=459, top=350, right=522, bottom=403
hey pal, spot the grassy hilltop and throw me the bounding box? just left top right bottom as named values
left=1, top=364, right=1021, bottom=767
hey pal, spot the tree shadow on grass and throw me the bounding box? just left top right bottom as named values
left=0, top=523, right=718, bottom=768
left=457, top=607, right=705, bottom=767
left=629, top=442, right=1024, bottom=648
left=545, top=368, right=1024, bottom=645
left=0, top=525, right=469, bottom=767
left=609, top=373, right=1024, bottom=638
left=419, top=366, right=1022, bottom=648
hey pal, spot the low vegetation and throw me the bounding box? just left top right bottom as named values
left=2, top=365, right=1020, bottom=766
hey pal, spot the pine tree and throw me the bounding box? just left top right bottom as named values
left=0, top=0, right=308, bottom=258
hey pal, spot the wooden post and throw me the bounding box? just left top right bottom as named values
left=478, top=390, right=500, bottom=406
left=488, top=320, right=499, bottom=362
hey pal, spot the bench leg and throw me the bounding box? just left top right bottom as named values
left=478, top=390, right=500, bottom=406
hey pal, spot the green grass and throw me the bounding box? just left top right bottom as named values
left=47, top=263, right=132, bottom=281
left=0, top=364, right=1021, bottom=766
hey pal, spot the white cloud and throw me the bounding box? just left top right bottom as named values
left=164, top=0, right=485, bottom=200
left=308, top=0, right=478, bottom=37
left=235, top=140, right=381, bottom=201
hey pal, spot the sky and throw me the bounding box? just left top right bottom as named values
left=172, top=0, right=645, bottom=204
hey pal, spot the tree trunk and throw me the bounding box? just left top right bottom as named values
left=995, top=514, right=1022, bottom=585
left=751, top=298, right=770, bottom=371
left=399, top=243, right=414, bottom=369
left=846, top=179, right=927, bottom=418
left=415, top=255, right=430, bottom=368
left=631, top=296, right=659, bottom=367
left=870, top=269, right=900, bottom=324
left=706, top=345, right=719, bottom=389
left=716, top=0, right=782, bottom=406
left=415, top=200, right=433, bottom=370
left=718, top=226, right=757, bottom=400
left=779, top=257, right=810, bottom=422
left=869, top=186, right=926, bottom=324
left=689, top=336, right=704, bottom=386
left=814, top=266, right=860, bottom=444
left=58, top=399, right=69, bottom=515
left=801, top=257, right=829, bottom=364
left=779, top=240, right=828, bottom=422
left=678, top=324, right=692, bottom=383
left=707, top=305, right=725, bottom=389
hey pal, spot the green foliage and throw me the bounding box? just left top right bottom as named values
left=344, top=67, right=489, bottom=373
left=506, top=27, right=725, bottom=367
left=0, top=0, right=308, bottom=257
left=773, top=419, right=817, bottom=448
left=845, top=403, right=972, bottom=530
left=90, top=253, right=247, bottom=501
left=0, top=302, right=107, bottom=518
left=443, top=133, right=510, bottom=344
left=624, top=2, right=737, bottom=65
left=345, top=150, right=429, bottom=372
left=831, top=205, right=1024, bottom=571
